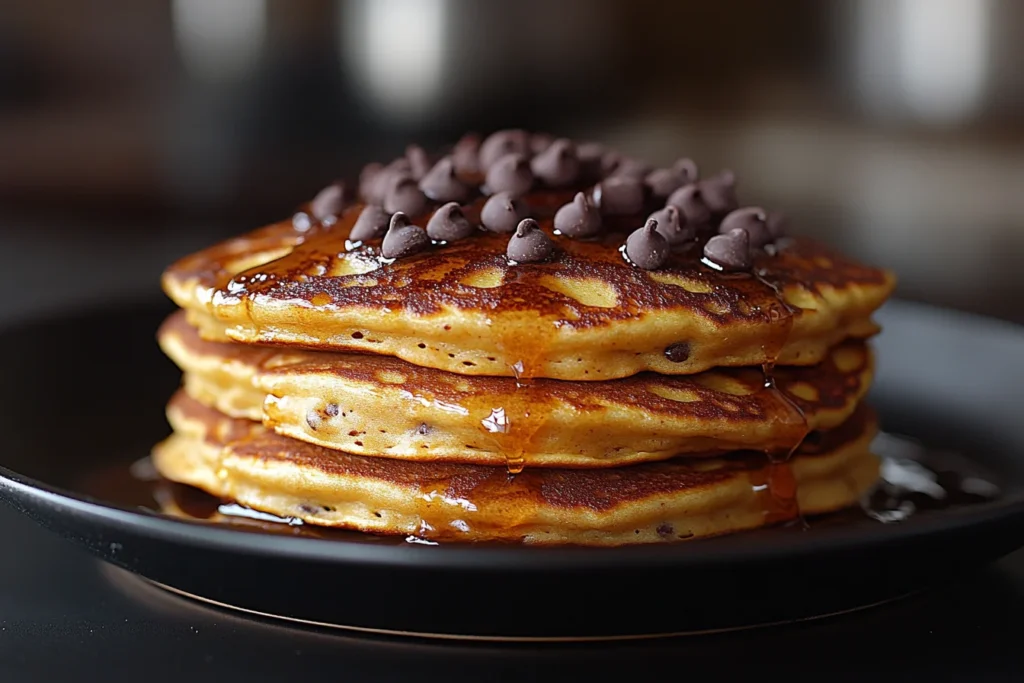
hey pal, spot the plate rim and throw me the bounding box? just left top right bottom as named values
left=2, top=296, right=1024, bottom=573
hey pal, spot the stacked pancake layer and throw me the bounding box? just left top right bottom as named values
left=154, top=131, right=896, bottom=545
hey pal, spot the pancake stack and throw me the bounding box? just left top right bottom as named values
left=155, top=130, right=896, bottom=546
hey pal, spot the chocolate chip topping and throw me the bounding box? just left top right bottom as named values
left=530, top=132, right=555, bottom=154
left=625, top=219, right=670, bottom=270
left=767, top=211, right=787, bottom=239
left=359, top=163, right=385, bottom=204
left=485, top=153, right=534, bottom=197
left=506, top=218, right=554, bottom=263
left=698, top=170, right=739, bottom=215
left=350, top=205, right=390, bottom=242
left=720, top=207, right=772, bottom=248
left=426, top=202, right=476, bottom=242
left=530, top=138, right=580, bottom=187
left=364, top=159, right=413, bottom=206
left=406, top=144, right=432, bottom=180
left=703, top=227, right=752, bottom=271
left=673, top=158, right=699, bottom=184
left=644, top=168, right=687, bottom=199
left=664, top=342, right=691, bottom=363
left=452, top=132, right=482, bottom=175
left=479, top=129, right=531, bottom=170
left=647, top=205, right=693, bottom=246
left=480, top=191, right=528, bottom=233
left=383, top=175, right=429, bottom=216
left=553, top=191, right=602, bottom=238
left=577, top=140, right=606, bottom=178
left=600, top=151, right=623, bottom=176
left=666, top=184, right=712, bottom=228
left=594, top=176, right=644, bottom=216
left=381, top=212, right=431, bottom=259
left=419, top=156, right=470, bottom=203
left=310, top=181, right=351, bottom=220
left=609, top=157, right=652, bottom=180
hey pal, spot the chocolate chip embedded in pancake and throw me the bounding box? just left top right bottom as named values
left=158, top=310, right=876, bottom=468
left=153, top=392, right=880, bottom=546
left=162, top=133, right=894, bottom=381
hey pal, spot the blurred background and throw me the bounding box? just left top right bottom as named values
left=0, top=0, right=1022, bottom=325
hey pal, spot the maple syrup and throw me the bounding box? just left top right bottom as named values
left=744, top=264, right=810, bottom=525
left=73, top=425, right=1002, bottom=547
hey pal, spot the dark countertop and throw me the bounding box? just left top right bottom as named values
left=3, top=503, right=1024, bottom=682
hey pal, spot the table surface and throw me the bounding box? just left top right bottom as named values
left=2, top=501, right=1024, bottom=683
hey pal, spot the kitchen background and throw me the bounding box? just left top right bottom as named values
left=1, top=0, right=1022, bottom=325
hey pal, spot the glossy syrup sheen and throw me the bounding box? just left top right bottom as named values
left=162, top=168, right=892, bottom=518
left=76, top=416, right=1002, bottom=547
left=144, top=394, right=877, bottom=544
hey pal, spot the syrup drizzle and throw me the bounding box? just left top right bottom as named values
left=751, top=267, right=810, bottom=525
left=87, top=431, right=1003, bottom=546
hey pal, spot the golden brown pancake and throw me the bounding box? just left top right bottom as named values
left=162, top=179, right=895, bottom=382
left=158, top=310, right=875, bottom=468
left=153, top=391, right=879, bottom=546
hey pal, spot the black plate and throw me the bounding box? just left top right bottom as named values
left=1, top=298, right=1023, bottom=640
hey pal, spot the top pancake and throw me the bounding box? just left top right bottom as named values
left=162, top=141, right=895, bottom=381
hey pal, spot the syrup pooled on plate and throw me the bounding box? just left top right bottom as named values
left=73, top=425, right=1003, bottom=547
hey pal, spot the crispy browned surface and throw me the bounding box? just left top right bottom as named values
left=168, top=390, right=871, bottom=511
left=160, top=309, right=874, bottom=465
left=156, top=392, right=879, bottom=545
left=162, top=183, right=895, bottom=380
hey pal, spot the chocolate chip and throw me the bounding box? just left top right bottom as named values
left=600, top=150, right=623, bottom=176
left=310, top=181, right=350, bottom=220
left=663, top=342, right=690, bottom=363
left=673, top=158, right=699, bottom=184
left=381, top=212, right=431, bottom=259
left=644, top=168, right=687, bottom=199
left=666, top=184, right=712, bottom=228
left=366, top=164, right=412, bottom=206
left=703, top=227, right=751, bottom=271
left=481, top=191, right=528, bottom=233
left=386, top=156, right=413, bottom=174
left=530, top=138, right=580, bottom=187
left=553, top=191, right=602, bottom=238
left=419, top=156, right=470, bottom=203
left=767, top=211, right=787, bottom=239
left=384, top=176, right=429, bottom=216
left=594, top=176, right=644, bottom=215
left=530, top=132, right=555, bottom=154
left=625, top=219, right=670, bottom=270
left=360, top=163, right=385, bottom=203
left=452, top=132, right=482, bottom=175
left=647, top=205, right=693, bottom=246
left=576, top=141, right=606, bottom=177
left=485, top=153, right=534, bottom=197
left=506, top=218, right=554, bottom=264
left=609, top=157, right=652, bottom=180
left=406, top=144, right=432, bottom=180
left=350, top=205, right=391, bottom=241
left=577, top=141, right=605, bottom=162
left=426, top=202, right=476, bottom=241
left=479, top=129, right=530, bottom=170
left=699, top=170, right=739, bottom=215
left=720, top=207, right=771, bottom=248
